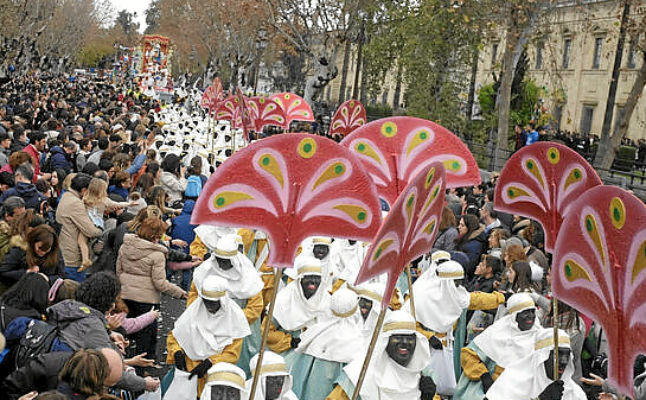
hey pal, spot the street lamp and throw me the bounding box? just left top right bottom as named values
left=352, top=10, right=367, bottom=100
left=254, top=28, right=268, bottom=95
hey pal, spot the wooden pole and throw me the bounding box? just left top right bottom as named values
left=248, top=267, right=283, bottom=399
left=553, top=296, right=559, bottom=380
left=406, top=265, right=416, bottom=318
left=351, top=306, right=386, bottom=400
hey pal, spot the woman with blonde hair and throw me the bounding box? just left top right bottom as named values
left=78, top=179, right=130, bottom=271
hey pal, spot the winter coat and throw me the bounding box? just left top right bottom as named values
left=56, top=189, right=102, bottom=267
left=2, top=351, right=72, bottom=399
left=0, top=235, right=65, bottom=287
left=0, top=301, right=43, bottom=332
left=0, top=182, right=48, bottom=211
left=116, top=234, right=185, bottom=304
left=170, top=200, right=196, bottom=254
left=108, top=185, right=129, bottom=200
left=456, top=227, right=487, bottom=276
left=22, top=144, right=41, bottom=177
left=0, top=146, right=9, bottom=167
left=0, top=221, right=11, bottom=260
left=46, top=299, right=112, bottom=350
left=160, top=171, right=187, bottom=205
left=433, top=226, right=458, bottom=252
left=48, top=146, right=72, bottom=174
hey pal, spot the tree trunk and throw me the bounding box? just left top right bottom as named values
left=393, top=61, right=403, bottom=111
left=594, top=0, right=630, bottom=169
left=304, top=52, right=339, bottom=105
left=352, top=20, right=365, bottom=100
left=495, top=25, right=518, bottom=170
left=338, top=39, right=352, bottom=104
left=595, top=52, right=646, bottom=172
left=466, top=45, right=480, bottom=122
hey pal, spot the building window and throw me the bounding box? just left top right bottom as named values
left=536, top=42, right=544, bottom=69
left=627, top=40, right=637, bottom=68
left=562, top=38, right=572, bottom=69
left=492, top=43, right=499, bottom=66
left=592, top=37, right=603, bottom=69
left=580, top=105, right=595, bottom=135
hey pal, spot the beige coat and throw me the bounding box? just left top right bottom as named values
left=56, top=189, right=102, bottom=267
left=116, top=234, right=184, bottom=304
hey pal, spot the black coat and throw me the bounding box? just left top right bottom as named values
left=2, top=351, right=72, bottom=399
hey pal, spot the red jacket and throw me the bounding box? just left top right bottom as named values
left=22, top=144, right=41, bottom=178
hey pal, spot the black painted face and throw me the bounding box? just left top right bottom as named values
left=515, top=309, right=536, bottom=331
left=211, top=385, right=240, bottom=400
left=348, top=240, right=357, bottom=245
left=216, top=256, right=233, bottom=271
left=544, top=348, right=571, bottom=380
left=237, top=244, right=244, bottom=253
left=203, top=299, right=221, bottom=314
left=265, top=375, right=285, bottom=400
left=386, top=334, right=416, bottom=367
left=312, top=244, right=329, bottom=260
left=359, top=297, right=373, bottom=321
left=300, top=275, right=321, bottom=299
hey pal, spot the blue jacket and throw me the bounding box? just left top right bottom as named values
left=525, top=130, right=539, bottom=146
left=108, top=185, right=129, bottom=200
left=171, top=200, right=196, bottom=254
left=49, top=146, right=72, bottom=174
left=0, top=182, right=48, bottom=211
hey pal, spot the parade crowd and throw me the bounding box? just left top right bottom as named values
left=0, top=73, right=642, bottom=400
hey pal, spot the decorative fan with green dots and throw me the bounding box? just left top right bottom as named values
left=355, top=163, right=447, bottom=308
left=268, top=92, right=314, bottom=131
left=494, top=142, right=602, bottom=252
left=553, top=185, right=646, bottom=397
left=191, top=134, right=382, bottom=268
left=341, top=116, right=480, bottom=207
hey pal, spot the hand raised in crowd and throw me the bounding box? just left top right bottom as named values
left=144, top=377, right=160, bottom=392
left=126, top=352, right=156, bottom=368
left=18, top=392, right=38, bottom=400
left=171, top=239, right=188, bottom=247
left=106, top=313, right=124, bottom=330
left=580, top=373, right=604, bottom=387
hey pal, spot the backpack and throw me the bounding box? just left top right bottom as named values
left=184, top=175, right=202, bottom=198
left=13, top=319, right=58, bottom=368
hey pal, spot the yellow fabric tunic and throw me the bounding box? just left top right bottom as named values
left=166, top=332, right=242, bottom=394
left=326, top=384, right=441, bottom=400
left=261, top=317, right=293, bottom=354
left=460, top=346, right=505, bottom=381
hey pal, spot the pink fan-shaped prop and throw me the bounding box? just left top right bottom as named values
left=215, top=95, right=242, bottom=128
left=494, top=142, right=602, bottom=252
left=200, top=78, right=224, bottom=113
left=268, top=92, right=314, bottom=131
left=329, top=99, right=367, bottom=138
left=355, top=163, right=446, bottom=308
left=248, top=97, right=286, bottom=133
left=191, top=134, right=382, bottom=268
left=553, top=186, right=646, bottom=397
left=341, top=116, right=480, bottom=206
